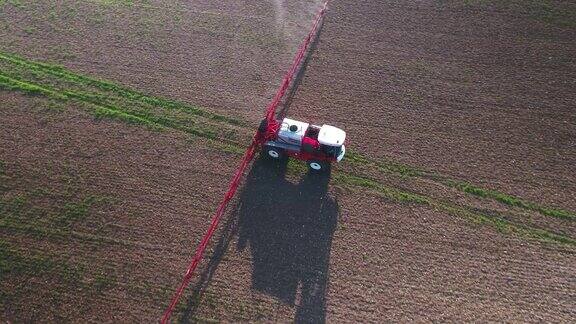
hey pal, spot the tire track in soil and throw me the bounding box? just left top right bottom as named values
left=1, top=50, right=573, bottom=242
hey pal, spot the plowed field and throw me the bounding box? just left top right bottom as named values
left=1, top=0, right=575, bottom=322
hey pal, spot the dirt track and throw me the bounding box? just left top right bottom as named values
left=1, top=0, right=575, bottom=322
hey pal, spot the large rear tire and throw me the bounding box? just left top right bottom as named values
left=308, top=160, right=327, bottom=172
left=264, top=146, right=284, bottom=160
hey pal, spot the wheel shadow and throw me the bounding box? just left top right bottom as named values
left=179, top=156, right=338, bottom=323
left=237, top=156, right=338, bottom=323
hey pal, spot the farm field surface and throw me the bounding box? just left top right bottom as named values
left=1, top=0, right=575, bottom=322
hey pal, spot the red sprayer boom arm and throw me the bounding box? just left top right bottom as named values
left=160, top=2, right=329, bottom=323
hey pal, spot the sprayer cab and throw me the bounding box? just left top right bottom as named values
left=259, top=117, right=346, bottom=171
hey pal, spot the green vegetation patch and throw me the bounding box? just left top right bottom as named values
left=0, top=238, right=118, bottom=310
left=336, top=171, right=575, bottom=246
left=286, top=158, right=308, bottom=176
left=434, top=203, right=576, bottom=246
left=334, top=172, right=430, bottom=205
left=0, top=175, right=113, bottom=231
left=0, top=70, right=229, bottom=140
left=54, top=196, right=105, bottom=226
left=453, top=0, right=576, bottom=28
left=347, top=150, right=423, bottom=177
left=0, top=52, right=243, bottom=126
left=89, top=0, right=134, bottom=6
left=0, top=0, right=23, bottom=8
left=0, top=172, right=144, bottom=248
left=0, top=52, right=250, bottom=147
left=0, top=218, right=145, bottom=247
left=440, top=179, right=576, bottom=220
left=1, top=50, right=574, bottom=247
left=346, top=149, right=575, bottom=221
left=0, top=240, right=81, bottom=279
left=0, top=73, right=66, bottom=99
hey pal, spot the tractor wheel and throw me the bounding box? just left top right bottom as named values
left=308, top=160, right=327, bottom=172
left=264, top=146, right=284, bottom=160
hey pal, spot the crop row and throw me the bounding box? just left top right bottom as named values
left=346, top=152, right=575, bottom=221
left=3, top=50, right=572, bottom=222
left=0, top=52, right=253, bottom=148
left=1, top=52, right=574, bottom=246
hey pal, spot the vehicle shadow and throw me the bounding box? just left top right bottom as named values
left=179, top=156, right=338, bottom=323
left=237, top=156, right=338, bottom=323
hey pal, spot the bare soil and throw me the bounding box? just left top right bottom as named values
left=194, top=169, right=576, bottom=322
left=0, top=93, right=242, bottom=321
left=288, top=0, right=576, bottom=211
left=0, top=0, right=324, bottom=121
left=1, top=0, right=575, bottom=323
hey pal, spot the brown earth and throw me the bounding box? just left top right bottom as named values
left=1, top=0, right=576, bottom=323
left=0, top=93, right=243, bottom=321
left=0, top=0, right=324, bottom=121
left=193, top=163, right=576, bottom=322
left=288, top=0, right=576, bottom=211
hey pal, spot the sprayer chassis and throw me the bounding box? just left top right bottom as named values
left=257, top=117, right=346, bottom=171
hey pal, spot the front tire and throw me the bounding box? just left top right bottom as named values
left=308, top=160, right=327, bottom=171
left=264, top=146, right=284, bottom=160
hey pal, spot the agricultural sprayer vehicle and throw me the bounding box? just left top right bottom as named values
left=257, top=117, right=346, bottom=171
